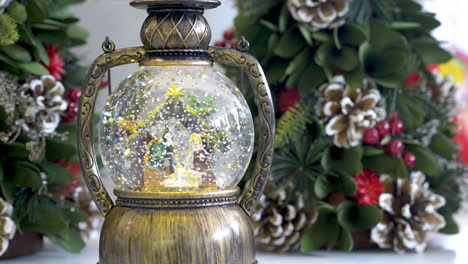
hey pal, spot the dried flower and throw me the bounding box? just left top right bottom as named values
left=353, top=169, right=384, bottom=206
left=42, top=45, right=66, bottom=80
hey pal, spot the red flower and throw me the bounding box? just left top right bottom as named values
left=405, top=71, right=420, bottom=84
left=277, top=88, right=300, bottom=114
left=42, top=45, right=66, bottom=80
left=353, top=169, right=384, bottom=206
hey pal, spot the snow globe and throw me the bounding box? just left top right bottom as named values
left=99, top=65, right=255, bottom=192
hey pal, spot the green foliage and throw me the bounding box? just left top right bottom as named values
left=359, top=19, right=412, bottom=88
left=7, top=2, right=27, bottom=24
left=9, top=161, right=42, bottom=188
left=301, top=203, right=349, bottom=251
left=275, top=101, right=315, bottom=148
left=0, top=0, right=88, bottom=77
left=0, top=14, right=19, bottom=46
left=396, top=93, right=425, bottom=133
left=301, top=200, right=379, bottom=252
left=272, top=135, right=326, bottom=202
left=42, top=162, right=74, bottom=185
left=321, top=146, right=363, bottom=177
left=336, top=201, right=382, bottom=230
left=363, top=153, right=408, bottom=179
left=405, top=144, right=441, bottom=177
left=16, top=195, right=86, bottom=253
left=232, top=0, right=462, bottom=248
left=314, top=173, right=356, bottom=200
left=274, top=27, right=306, bottom=59
left=411, top=38, right=452, bottom=65
left=430, top=133, right=457, bottom=161
left=315, top=44, right=359, bottom=72
left=0, top=0, right=89, bottom=254
left=48, top=229, right=86, bottom=253
left=0, top=44, right=31, bottom=61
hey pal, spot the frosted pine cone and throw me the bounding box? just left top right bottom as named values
left=251, top=188, right=317, bottom=253
left=16, top=75, right=68, bottom=138
left=75, top=187, right=103, bottom=241
left=0, top=71, right=18, bottom=125
left=0, top=198, right=15, bottom=256
left=371, top=172, right=446, bottom=253
left=426, top=70, right=461, bottom=117
left=317, top=75, right=385, bottom=148
left=287, top=0, right=350, bottom=32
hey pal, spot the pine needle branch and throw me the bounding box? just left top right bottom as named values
left=275, top=101, right=316, bottom=149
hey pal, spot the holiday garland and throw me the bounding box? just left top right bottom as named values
left=0, top=0, right=101, bottom=254
left=224, top=0, right=467, bottom=253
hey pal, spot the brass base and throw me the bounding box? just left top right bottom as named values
left=99, top=188, right=256, bottom=264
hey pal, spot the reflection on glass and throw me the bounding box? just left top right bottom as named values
left=99, top=66, right=255, bottom=192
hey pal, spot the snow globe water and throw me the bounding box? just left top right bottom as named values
left=99, top=65, right=255, bottom=192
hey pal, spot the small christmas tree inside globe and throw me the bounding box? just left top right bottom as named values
left=99, top=65, right=255, bottom=192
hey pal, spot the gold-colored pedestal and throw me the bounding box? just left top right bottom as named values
left=99, top=189, right=256, bottom=264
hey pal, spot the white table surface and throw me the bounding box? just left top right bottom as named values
left=2, top=210, right=467, bottom=264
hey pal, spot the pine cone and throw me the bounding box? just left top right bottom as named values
left=287, top=0, right=350, bottom=32
left=0, top=71, right=18, bottom=125
left=251, top=188, right=317, bottom=253
left=425, top=70, right=461, bottom=116
left=0, top=198, right=15, bottom=256
left=75, top=187, right=103, bottom=241
left=371, top=172, right=446, bottom=253
left=317, top=75, right=385, bottom=148
left=16, top=75, right=68, bottom=138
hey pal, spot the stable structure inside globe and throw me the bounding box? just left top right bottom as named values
left=99, top=65, right=255, bottom=192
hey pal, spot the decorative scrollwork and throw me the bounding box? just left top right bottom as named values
left=78, top=47, right=146, bottom=217
left=141, top=10, right=211, bottom=50
left=208, top=46, right=275, bottom=216
left=116, top=195, right=238, bottom=209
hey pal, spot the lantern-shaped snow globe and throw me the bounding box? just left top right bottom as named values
left=77, top=0, right=275, bottom=263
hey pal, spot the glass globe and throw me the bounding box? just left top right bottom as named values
left=99, top=65, right=255, bottom=192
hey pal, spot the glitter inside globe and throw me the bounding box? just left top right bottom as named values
left=99, top=66, right=255, bottom=192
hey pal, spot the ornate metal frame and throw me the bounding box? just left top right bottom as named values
left=77, top=45, right=274, bottom=217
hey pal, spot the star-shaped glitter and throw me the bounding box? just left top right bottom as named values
left=166, top=83, right=185, bottom=98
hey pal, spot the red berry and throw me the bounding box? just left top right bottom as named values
left=101, top=74, right=109, bottom=88
left=215, top=40, right=226, bottom=47
left=386, top=139, right=404, bottom=156
left=390, top=119, right=404, bottom=135
left=376, top=121, right=391, bottom=137
left=67, top=88, right=81, bottom=103
left=68, top=163, right=81, bottom=175
left=363, top=128, right=380, bottom=145
left=223, top=28, right=236, bottom=41
left=230, top=38, right=238, bottom=49
left=402, top=152, right=416, bottom=168
left=63, top=102, right=78, bottom=122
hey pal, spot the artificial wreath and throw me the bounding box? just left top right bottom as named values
left=0, top=0, right=103, bottom=255
left=224, top=0, right=467, bottom=253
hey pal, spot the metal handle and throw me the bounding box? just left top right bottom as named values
left=208, top=47, right=275, bottom=216
left=77, top=47, right=146, bottom=217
